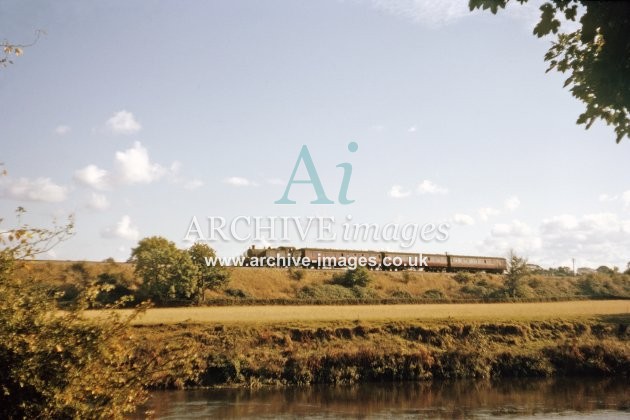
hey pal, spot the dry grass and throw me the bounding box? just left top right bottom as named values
left=85, top=300, right=630, bottom=325
left=13, top=260, right=136, bottom=287
left=16, top=261, right=630, bottom=303
left=206, top=267, right=497, bottom=300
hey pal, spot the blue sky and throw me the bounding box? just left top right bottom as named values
left=1, top=0, right=629, bottom=268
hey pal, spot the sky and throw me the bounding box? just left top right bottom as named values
left=1, top=0, right=629, bottom=269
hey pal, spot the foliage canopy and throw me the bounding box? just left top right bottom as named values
left=470, top=0, right=630, bottom=142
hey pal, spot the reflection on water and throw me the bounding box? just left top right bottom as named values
left=134, top=378, right=629, bottom=419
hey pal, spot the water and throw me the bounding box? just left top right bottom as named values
left=134, top=378, right=629, bottom=419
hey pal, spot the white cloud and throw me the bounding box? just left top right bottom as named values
left=183, top=179, right=204, bottom=190
left=453, top=213, right=475, bottom=225
left=416, top=180, right=448, bottom=195
left=87, top=192, right=110, bottom=210
left=224, top=177, right=253, bottom=187
left=74, top=164, right=110, bottom=190
left=480, top=212, right=630, bottom=268
left=597, top=190, right=630, bottom=209
left=504, top=195, right=521, bottom=211
left=407, top=126, right=417, bottom=133
left=54, top=125, right=71, bottom=135
left=0, top=177, right=68, bottom=203
left=540, top=214, right=579, bottom=233
left=598, top=193, right=618, bottom=202
left=75, top=142, right=199, bottom=191
left=491, top=220, right=532, bottom=237
left=370, top=0, right=473, bottom=27
left=114, top=141, right=165, bottom=184
left=478, top=207, right=501, bottom=221
left=266, top=178, right=285, bottom=186
left=102, top=215, right=139, bottom=241
left=106, top=110, right=142, bottom=135
left=389, top=185, right=411, bottom=198
left=368, top=0, right=543, bottom=28
left=166, top=161, right=204, bottom=190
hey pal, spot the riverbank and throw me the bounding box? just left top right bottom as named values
left=130, top=309, right=630, bottom=389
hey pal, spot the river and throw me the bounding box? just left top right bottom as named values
left=132, top=378, right=629, bottom=418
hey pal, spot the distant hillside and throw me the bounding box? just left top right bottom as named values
left=12, top=260, right=630, bottom=304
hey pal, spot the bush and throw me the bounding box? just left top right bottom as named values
left=287, top=267, right=306, bottom=281
left=460, top=279, right=501, bottom=299
left=94, top=273, right=134, bottom=306
left=596, top=265, right=614, bottom=275
left=577, top=273, right=623, bottom=297
left=224, top=288, right=251, bottom=299
left=331, top=267, right=373, bottom=288
left=297, top=284, right=357, bottom=300
left=0, top=208, right=162, bottom=417
left=390, top=289, right=413, bottom=299
left=423, top=289, right=445, bottom=299
left=453, top=272, right=473, bottom=284
left=70, top=262, right=87, bottom=275
left=54, top=282, right=81, bottom=303
left=350, top=286, right=379, bottom=299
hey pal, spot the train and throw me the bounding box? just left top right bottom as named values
left=245, top=246, right=507, bottom=274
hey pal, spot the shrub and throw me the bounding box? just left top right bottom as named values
left=596, top=265, right=614, bottom=275
left=94, top=273, right=134, bottom=306
left=0, top=208, right=166, bottom=418
left=350, top=286, right=379, bottom=299
left=423, top=289, right=445, bottom=299
left=390, top=289, right=413, bottom=299
left=287, top=267, right=306, bottom=281
left=224, top=288, right=251, bottom=299
left=54, top=282, right=81, bottom=303
left=331, top=267, right=373, bottom=288
left=453, top=272, right=473, bottom=284
left=297, top=284, right=357, bottom=300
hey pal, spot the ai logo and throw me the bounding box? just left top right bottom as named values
left=275, top=142, right=358, bottom=205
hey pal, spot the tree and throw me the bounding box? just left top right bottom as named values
left=130, top=236, right=200, bottom=304
left=187, top=243, right=229, bottom=302
left=504, top=250, right=530, bottom=298
left=1, top=31, right=43, bottom=68
left=596, top=265, right=613, bottom=275
left=0, top=208, right=154, bottom=418
left=470, top=1, right=630, bottom=143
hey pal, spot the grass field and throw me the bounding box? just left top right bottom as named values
left=86, top=300, right=630, bottom=325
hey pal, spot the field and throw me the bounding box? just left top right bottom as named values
left=87, top=300, right=630, bottom=325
